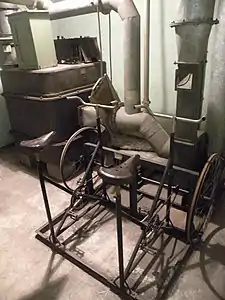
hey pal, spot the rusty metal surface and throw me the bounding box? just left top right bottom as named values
left=1, top=62, right=105, bottom=98
left=45, top=187, right=190, bottom=300
left=173, top=0, right=216, bottom=142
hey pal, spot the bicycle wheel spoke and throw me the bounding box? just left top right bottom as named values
left=187, top=154, right=224, bottom=242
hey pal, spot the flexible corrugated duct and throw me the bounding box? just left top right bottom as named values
left=115, top=107, right=170, bottom=157
left=206, top=1, right=225, bottom=153
left=49, top=0, right=141, bottom=115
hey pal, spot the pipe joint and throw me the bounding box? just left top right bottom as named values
left=171, top=18, right=219, bottom=27
left=92, top=0, right=111, bottom=15
left=49, top=0, right=141, bottom=115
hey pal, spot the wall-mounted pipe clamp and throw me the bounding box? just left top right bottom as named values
left=170, top=18, right=219, bottom=27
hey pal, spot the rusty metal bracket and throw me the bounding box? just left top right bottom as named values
left=170, top=18, right=219, bottom=27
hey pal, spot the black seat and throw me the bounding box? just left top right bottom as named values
left=98, top=155, right=140, bottom=185
left=20, top=131, right=56, bottom=151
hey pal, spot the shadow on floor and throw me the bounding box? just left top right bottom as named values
left=127, top=202, right=225, bottom=300
left=17, top=276, right=67, bottom=300
left=41, top=252, right=65, bottom=285
left=17, top=252, right=67, bottom=300
left=180, top=224, right=225, bottom=300
left=200, top=226, right=225, bottom=300
left=130, top=235, right=189, bottom=299
left=60, top=205, right=115, bottom=250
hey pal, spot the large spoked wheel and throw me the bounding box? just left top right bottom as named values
left=60, top=127, right=98, bottom=191
left=186, top=153, right=224, bottom=243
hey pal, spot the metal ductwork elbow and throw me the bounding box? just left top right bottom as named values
left=49, top=0, right=141, bottom=115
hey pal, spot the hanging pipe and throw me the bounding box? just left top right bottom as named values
left=143, top=0, right=151, bottom=111
left=95, top=0, right=104, bottom=77
left=108, top=12, right=113, bottom=81
left=49, top=0, right=141, bottom=115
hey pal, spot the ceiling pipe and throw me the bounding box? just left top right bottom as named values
left=49, top=0, right=141, bottom=115
left=0, top=0, right=49, bottom=9
left=0, top=3, right=18, bottom=36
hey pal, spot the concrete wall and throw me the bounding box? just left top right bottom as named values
left=51, top=0, right=216, bottom=116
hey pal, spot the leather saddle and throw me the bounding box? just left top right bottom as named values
left=98, top=155, right=140, bottom=185
left=20, top=131, right=56, bottom=151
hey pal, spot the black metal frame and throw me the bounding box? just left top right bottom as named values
left=34, top=112, right=204, bottom=299
left=36, top=158, right=140, bottom=299
left=35, top=155, right=197, bottom=299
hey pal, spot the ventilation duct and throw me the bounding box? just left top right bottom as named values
left=172, top=0, right=216, bottom=141
left=49, top=0, right=170, bottom=157
left=175, top=0, right=216, bottom=62
left=0, top=0, right=170, bottom=157
left=49, top=0, right=140, bottom=115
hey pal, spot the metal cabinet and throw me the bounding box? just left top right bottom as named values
left=8, top=10, right=57, bottom=70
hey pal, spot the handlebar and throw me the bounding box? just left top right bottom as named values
left=67, top=95, right=117, bottom=110
left=154, top=112, right=206, bottom=125
left=134, top=104, right=206, bottom=125
left=68, top=96, right=206, bottom=125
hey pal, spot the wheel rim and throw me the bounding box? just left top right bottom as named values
left=187, top=154, right=224, bottom=242
left=60, top=127, right=98, bottom=191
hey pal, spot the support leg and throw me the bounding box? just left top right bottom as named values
left=129, top=179, right=138, bottom=215
left=167, top=131, right=175, bottom=224
left=115, top=186, right=125, bottom=289
left=37, top=161, right=57, bottom=244
left=83, top=145, right=94, bottom=195
left=167, top=165, right=172, bottom=224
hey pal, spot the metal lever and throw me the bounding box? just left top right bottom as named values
left=134, top=104, right=206, bottom=125
left=67, top=95, right=118, bottom=110
left=156, top=113, right=206, bottom=125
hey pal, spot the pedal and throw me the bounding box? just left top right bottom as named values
left=142, top=245, right=158, bottom=255
left=71, top=247, right=84, bottom=258
left=68, top=210, right=79, bottom=220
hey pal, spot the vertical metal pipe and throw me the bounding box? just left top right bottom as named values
left=143, top=0, right=150, bottom=108
left=50, top=0, right=141, bottom=115
left=37, top=161, right=57, bottom=244
left=115, top=187, right=125, bottom=289
left=108, top=12, right=113, bottom=81
left=96, top=1, right=104, bottom=77
left=129, top=179, right=137, bottom=215
left=123, top=15, right=141, bottom=114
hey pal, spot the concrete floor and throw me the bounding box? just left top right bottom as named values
left=1, top=147, right=225, bottom=300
